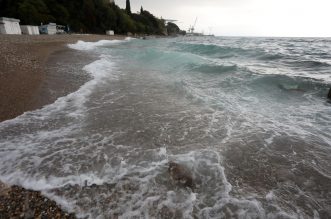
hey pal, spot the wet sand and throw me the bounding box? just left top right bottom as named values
left=0, top=34, right=125, bottom=218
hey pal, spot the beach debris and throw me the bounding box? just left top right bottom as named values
left=168, top=162, right=194, bottom=189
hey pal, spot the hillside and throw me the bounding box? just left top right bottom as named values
left=0, top=0, right=183, bottom=35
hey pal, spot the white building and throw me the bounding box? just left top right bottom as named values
left=106, top=30, right=114, bottom=35
left=39, top=23, right=57, bottom=35
left=0, top=17, right=21, bottom=35
left=21, top=25, right=40, bottom=35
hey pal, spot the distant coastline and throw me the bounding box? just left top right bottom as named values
left=0, top=0, right=185, bottom=36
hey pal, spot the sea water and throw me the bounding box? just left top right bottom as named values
left=0, top=37, right=331, bottom=218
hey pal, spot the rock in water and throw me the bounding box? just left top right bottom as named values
left=168, top=162, right=194, bottom=189
left=328, top=88, right=331, bottom=99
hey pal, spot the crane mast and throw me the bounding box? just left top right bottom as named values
left=189, top=17, right=198, bottom=33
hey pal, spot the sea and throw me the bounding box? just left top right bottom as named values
left=0, top=36, right=331, bottom=218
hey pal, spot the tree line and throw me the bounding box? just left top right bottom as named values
left=0, top=0, right=184, bottom=35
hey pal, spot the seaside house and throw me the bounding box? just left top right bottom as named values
left=21, top=25, right=40, bottom=35
left=0, top=17, right=21, bottom=34
left=39, top=23, right=57, bottom=35
left=106, top=30, right=114, bottom=35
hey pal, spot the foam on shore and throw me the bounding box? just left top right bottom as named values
left=1, top=37, right=330, bottom=218
left=68, top=37, right=132, bottom=51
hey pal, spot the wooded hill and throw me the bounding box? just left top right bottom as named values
left=0, top=0, right=183, bottom=35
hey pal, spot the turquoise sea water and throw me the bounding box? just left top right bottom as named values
left=0, top=37, right=331, bottom=218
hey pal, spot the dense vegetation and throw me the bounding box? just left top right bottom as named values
left=167, top=22, right=185, bottom=36
left=0, top=0, right=184, bottom=35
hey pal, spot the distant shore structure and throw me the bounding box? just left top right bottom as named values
left=106, top=30, right=115, bottom=35
left=0, top=17, right=21, bottom=35
left=21, top=25, right=40, bottom=35
left=39, top=23, right=57, bottom=35
left=186, top=17, right=214, bottom=37
left=186, top=17, right=203, bottom=36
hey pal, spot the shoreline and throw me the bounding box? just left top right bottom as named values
left=0, top=34, right=125, bottom=122
left=0, top=181, right=76, bottom=218
left=0, top=34, right=126, bottom=218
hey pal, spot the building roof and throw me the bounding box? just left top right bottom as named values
left=40, top=23, right=57, bottom=28
left=0, top=17, right=20, bottom=23
left=21, top=25, right=39, bottom=27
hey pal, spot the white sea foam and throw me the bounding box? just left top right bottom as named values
left=245, top=64, right=331, bottom=83
left=68, top=38, right=132, bottom=51
left=266, top=190, right=275, bottom=201
left=0, top=37, right=329, bottom=218
left=0, top=52, right=118, bottom=128
left=0, top=171, right=106, bottom=191
left=0, top=40, right=126, bottom=191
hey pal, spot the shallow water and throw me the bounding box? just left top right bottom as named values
left=1, top=37, right=331, bottom=218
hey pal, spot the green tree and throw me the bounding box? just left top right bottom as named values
left=166, top=22, right=180, bottom=35
left=44, top=0, right=69, bottom=25
left=0, top=0, right=180, bottom=35
left=17, top=0, right=54, bottom=25
left=125, top=0, right=131, bottom=14
left=82, top=0, right=97, bottom=32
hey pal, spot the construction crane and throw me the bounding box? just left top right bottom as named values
left=188, top=17, right=198, bottom=34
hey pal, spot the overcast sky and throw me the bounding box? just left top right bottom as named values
left=116, top=0, right=331, bottom=37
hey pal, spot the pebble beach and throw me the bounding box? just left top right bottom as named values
left=0, top=34, right=125, bottom=218
left=1, top=35, right=330, bottom=218
left=0, top=34, right=125, bottom=122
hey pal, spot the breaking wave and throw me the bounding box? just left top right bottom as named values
left=1, top=37, right=331, bottom=218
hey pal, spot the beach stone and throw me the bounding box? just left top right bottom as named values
left=168, top=162, right=194, bottom=189
left=0, top=182, right=76, bottom=219
left=0, top=182, right=11, bottom=197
